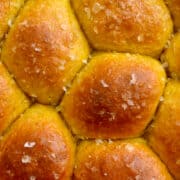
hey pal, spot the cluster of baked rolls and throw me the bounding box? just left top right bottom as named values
left=0, top=0, right=179, bottom=179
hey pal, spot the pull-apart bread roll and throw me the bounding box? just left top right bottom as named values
left=72, top=0, right=173, bottom=57
left=1, top=0, right=90, bottom=105
left=0, top=62, right=29, bottom=135
left=0, top=0, right=24, bottom=41
left=74, top=139, right=172, bottom=180
left=161, top=32, right=180, bottom=79
left=147, top=80, right=180, bottom=179
left=60, top=53, right=166, bottom=139
left=0, top=104, right=75, bottom=180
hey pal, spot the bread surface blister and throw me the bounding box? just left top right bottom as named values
left=0, top=0, right=179, bottom=179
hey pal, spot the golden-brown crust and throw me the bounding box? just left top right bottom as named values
left=146, top=80, right=180, bottom=179
left=72, top=0, right=173, bottom=57
left=0, top=62, right=29, bottom=134
left=0, top=0, right=24, bottom=40
left=0, top=104, right=75, bottom=180
left=0, top=0, right=178, bottom=178
left=166, top=0, right=180, bottom=31
left=161, top=32, right=180, bottom=79
left=74, top=139, right=172, bottom=180
left=60, top=53, right=166, bottom=139
left=1, top=0, right=90, bottom=105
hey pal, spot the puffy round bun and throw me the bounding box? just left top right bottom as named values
left=161, top=32, right=180, bottom=79
left=74, top=139, right=172, bottom=180
left=1, top=0, right=90, bottom=105
left=146, top=80, right=180, bottom=179
left=0, top=104, right=75, bottom=180
left=0, top=62, right=29, bottom=134
left=166, top=0, right=180, bottom=31
left=61, top=53, right=166, bottom=139
left=72, top=0, right=173, bottom=57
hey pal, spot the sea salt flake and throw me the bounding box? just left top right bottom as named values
left=162, top=62, right=168, bottom=68
left=130, top=74, right=137, bottom=85
left=95, top=139, right=103, bottom=145
left=34, top=47, right=41, bottom=52
left=125, top=144, right=135, bottom=152
left=98, top=110, right=105, bottom=116
left=20, top=20, right=29, bottom=27
left=51, top=153, right=56, bottom=158
left=159, top=96, right=164, bottom=102
left=100, top=80, right=109, bottom=88
left=69, top=54, right=76, bottom=61
left=137, top=34, right=144, bottom=42
left=90, top=166, right=98, bottom=172
left=58, top=60, right=66, bottom=70
left=21, top=155, right=31, bottom=164
left=31, top=94, right=37, bottom=98
left=84, top=7, right=91, bottom=19
left=108, top=139, right=113, bottom=144
left=8, top=19, right=12, bottom=27
left=122, top=103, right=128, bottom=110
left=127, top=99, right=134, bottom=106
left=92, top=2, right=104, bottom=14
left=29, top=176, right=36, bottom=180
left=35, top=68, right=41, bottom=73
left=62, top=86, right=67, bottom=92
left=53, top=172, right=59, bottom=180
left=82, top=59, right=88, bottom=64
left=112, top=155, right=118, bottom=161
left=93, top=26, right=99, bottom=34
left=109, top=112, right=116, bottom=121
left=24, top=141, right=36, bottom=148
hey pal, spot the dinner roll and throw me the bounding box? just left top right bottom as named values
left=0, top=0, right=24, bottom=40
left=60, top=53, right=166, bottom=139
left=161, top=32, right=180, bottom=79
left=74, top=139, right=172, bottom=180
left=72, top=0, right=173, bottom=57
left=0, top=62, right=29, bottom=135
left=146, top=80, right=180, bottom=179
left=0, top=104, right=75, bottom=180
left=1, top=0, right=90, bottom=105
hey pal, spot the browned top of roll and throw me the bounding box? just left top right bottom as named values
left=72, top=0, right=172, bottom=57
left=74, top=139, right=172, bottom=180
left=147, top=80, right=180, bottom=179
left=0, top=104, right=75, bottom=180
left=1, top=0, right=89, bottom=105
left=61, top=53, right=166, bottom=139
